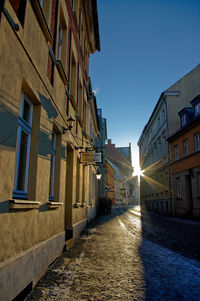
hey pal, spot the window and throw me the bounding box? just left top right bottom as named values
left=157, top=117, right=160, bottom=128
left=76, top=157, right=80, bottom=202
left=194, top=132, right=200, bottom=152
left=174, top=144, right=179, bottom=161
left=38, top=0, right=43, bottom=6
left=181, top=114, right=187, bottom=127
left=162, top=109, right=165, bottom=122
left=9, top=0, right=27, bottom=26
left=70, top=54, right=77, bottom=102
left=73, top=0, right=79, bottom=17
left=49, top=131, right=56, bottom=200
left=58, top=24, right=62, bottom=61
left=183, top=139, right=189, bottom=157
left=194, top=102, right=200, bottom=116
left=175, top=177, right=181, bottom=198
left=197, top=173, right=200, bottom=196
left=13, top=92, right=33, bottom=198
left=57, top=9, right=68, bottom=65
left=78, top=81, right=83, bottom=117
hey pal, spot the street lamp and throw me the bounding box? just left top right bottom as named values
left=62, top=116, right=75, bottom=134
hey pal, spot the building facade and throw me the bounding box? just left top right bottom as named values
left=138, top=64, right=200, bottom=215
left=0, top=0, right=100, bottom=299
left=168, top=95, right=200, bottom=218
left=105, top=139, right=134, bottom=205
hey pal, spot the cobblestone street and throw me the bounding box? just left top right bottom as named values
left=27, top=206, right=200, bottom=301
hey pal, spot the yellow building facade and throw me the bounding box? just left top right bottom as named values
left=0, top=0, right=100, bottom=299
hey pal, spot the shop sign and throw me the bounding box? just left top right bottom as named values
left=80, top=151, right=102, bottom=164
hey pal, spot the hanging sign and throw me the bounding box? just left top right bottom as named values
left=80, top=151, right=102, bottom=164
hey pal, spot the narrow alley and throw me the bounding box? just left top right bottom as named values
left=27, top=206, right=200, bottom=301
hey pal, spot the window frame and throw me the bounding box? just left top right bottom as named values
left=181, top=114, right=187, bottom=127
left=183, top=139, right=189, bottom=157
left=194, top=132, right=200, bottom=152
left=13, top=92, right=33, bottom=199
left=194, top=102, right=200, bottom=116
left=174, top=144, right=179, bottom=161
left=9, top=0, right=27, bottom=27
left=49, top=131, right=56, bottom=200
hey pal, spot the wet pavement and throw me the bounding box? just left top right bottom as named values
left=26, top=206, right=200, bottom=300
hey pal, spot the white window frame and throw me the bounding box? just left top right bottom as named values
left=194, top=132, right=200, bottom=152
left=183, top=139, right=189, bottom=157
left=181, top=114, right=186, bottom=126
left=49, top=131, right=56, bottom=200
left=13, top=92, right=33, bottom=199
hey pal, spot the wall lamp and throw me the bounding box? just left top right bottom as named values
left=62, top=117, right=75, bottom=134
left=88, top=93, right=96, bottom=101
left=96, top=170, right=102, bottom=180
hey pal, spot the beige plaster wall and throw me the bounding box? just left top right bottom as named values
left=166, top=64, right=200, bottom=137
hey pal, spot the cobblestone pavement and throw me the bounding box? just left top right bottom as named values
left=26, top=206, right=200, bottom=301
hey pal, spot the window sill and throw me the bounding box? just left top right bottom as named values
left=56, top=60, right=68, bottom=85
left=10, top=199, right=41, bottom=210
left=48, top=201, right=63, bottom=209
left=31, top=0, right=52, bottom=42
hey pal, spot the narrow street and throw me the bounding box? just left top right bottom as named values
left=26, top=206, right=200, bottom=301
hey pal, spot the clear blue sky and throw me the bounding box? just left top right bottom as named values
left=90, top=0, right=200, bottom=170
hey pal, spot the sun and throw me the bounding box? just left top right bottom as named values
left=133, top=166, right=144, bottom=177
left=133, top=166, right=144, bottom=184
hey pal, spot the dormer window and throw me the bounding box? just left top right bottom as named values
left=194, top=102, right=200, bottom=116
left=181, top=114, right=187, bottom=127
left=191, top=95, right=200, bottom=118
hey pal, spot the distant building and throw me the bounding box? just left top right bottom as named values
left=105, top=158, right=115, bottom=203
left=168, top=95, right=200, bottom=218
left=138, top=64, right=200, bottom=215
left=105, top=139, right=134, bottom=205
left=0, top=1, right=100, bottom=299
left=97, top=108, right=107, bottom=200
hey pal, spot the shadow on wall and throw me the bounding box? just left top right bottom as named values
left=38, top=93, right=58, bottom=119
left=0, top=105, right=18, bottom=148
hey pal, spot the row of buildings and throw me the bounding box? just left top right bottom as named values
left=0, top=1, right=135, bottom=299
left=104, top=139, right=135, bottom=206
left=0, top=0, right=102, bottom=299
left=138, top=64, right=200, bottom=218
